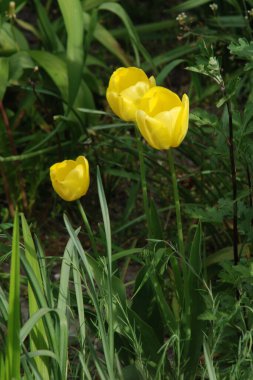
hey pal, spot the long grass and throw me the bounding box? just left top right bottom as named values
left=0, top=0, right=253, bottom=379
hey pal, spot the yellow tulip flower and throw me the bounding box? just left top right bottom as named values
left=106, top=67, right=155, bottom=122
left=136, top=86, right=189, bottom=150
left=50, top=156, right=90, bottom=201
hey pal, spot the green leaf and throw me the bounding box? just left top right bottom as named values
left=83, top=12, right=130, bottom=66
left=156, top=59, right=184, bottom=85
left=21, top=214, right=50, bottom=379
left=8, top=51, right=34, bottom=83
left=203, top=339, right=217, bottom=380
left=98, top=2, right=153, bottom=67
left=5, top=211, right=20, bottom=380
left=97, top=167, right=112, bottom=266
left=34, top=0, right=62, bottom=52
left=184, top=223, right=204, bottom=378
left=206, top=244, right=251, bottom=266
left=29, top=50, right=68, bottom=100
left=149, top=199, right=164, bottom=240
left=58, top=0, right=84, bottom=106
left=228, top=38, right=253, bottom=61
left=0, top=57, right=9, bottom=100
left=20, top=254, right=62, bottom=379
left=171, top=0, right=212, bottom=11
left=0, top=23, right=28, bottom=54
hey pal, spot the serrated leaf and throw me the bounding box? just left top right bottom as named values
left=229, top=38, right=253, bottom=60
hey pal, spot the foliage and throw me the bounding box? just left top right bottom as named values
left=0, top=0, right=253, bottom=379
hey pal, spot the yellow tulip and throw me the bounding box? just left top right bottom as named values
left=136, top=86, right=189, bottom=150
left=50, top=156, right=90, bottom=201
left=106, top=67, right=155, bottom=122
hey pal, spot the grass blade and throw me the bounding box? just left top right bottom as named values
left=99, top=2, right=154, bottom=68
left=171, top=0, right=212, bottom=11
left=203, top=339, right=217, bottom=380
left=5, top=211, right=20, bottom=380
left=21, top=213, right=50, bottom=379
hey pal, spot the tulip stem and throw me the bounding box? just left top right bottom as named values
left=135, top=128, right=150, bottom=235
left=168, top=149, right=184, bottom=257
left=77, top=200, right=98, bottom=256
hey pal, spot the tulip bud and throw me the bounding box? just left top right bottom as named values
left=136, top=86, right=189, bottom=150
left=7, top=1, right=16, bottom=20
left=106, top=67, right=155, bottom=122
left=50, top=156, right=90, bottom=201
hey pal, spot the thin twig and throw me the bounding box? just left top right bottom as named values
left=0, top=163, right=14, bottom=217
left=0, top=101, right=28, bottom=210
left=246, top=164, right=253, bottom=209
left=246, top=164, right=253, bottom=227
left=225, top=97, right=239, bottom=265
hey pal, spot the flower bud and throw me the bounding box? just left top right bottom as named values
left=50, top=156, right=90, bottom=201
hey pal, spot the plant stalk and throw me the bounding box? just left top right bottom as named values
left=168, top=149, right=184, bottom=257
left=135, top=128, right=150, bottom=235
left=226, top=100, right=239, bottom=265
left=77, top=200, right=98, bottom=256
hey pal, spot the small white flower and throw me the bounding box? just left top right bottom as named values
left=247, top=8, right=253, bottom=17
left=209, top=3, right=218, bottom=12
left=176, top=12, right=187, bottom=25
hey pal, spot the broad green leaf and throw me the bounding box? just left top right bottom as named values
left=0, top=57, right=9, bottom=100
left=0, top=23, right=19, bottom=54
left=206, top=243, right=251, bottom=266
left=83, top=12, right=130, bottom=66
left=29, top=50, right=68, bottom=100
left=58, top=0, right=84, bottom=106
left=83, top=0, right=117, bottom=11
left=9, top=51, right=34, bottom=83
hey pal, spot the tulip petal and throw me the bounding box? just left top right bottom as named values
left=50, top=160, right=76, bottom=181
left=108, top=67, right=150, bottom=92
left=138, top=86, right=182, bottom=117
left=106, top=91, right=122, bottom=119
left=50, top=156, right=90, bottom=201
left=136, top=110, right=165, bottom=150
left=168, top=94, right=189, bottom=147
left=106, top=67, right=154, bottom=121
left=152, top=107, right=182, bottom=149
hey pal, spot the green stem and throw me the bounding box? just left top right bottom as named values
left=135, top=128, right=150, bottom=235
left=168, top=149, right=184, bottom=257
left=77, top=200, right=98, bottom=256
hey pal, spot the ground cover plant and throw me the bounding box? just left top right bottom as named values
left=0, top=0, right=253, bottom=379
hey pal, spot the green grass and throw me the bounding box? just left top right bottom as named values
left=0, top=0, right=253, bottom=378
